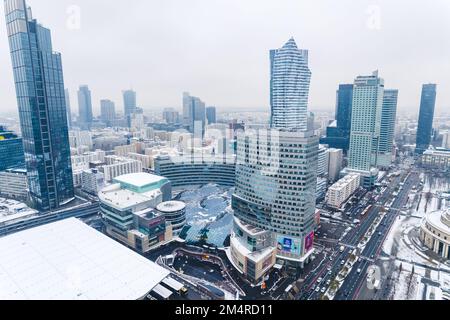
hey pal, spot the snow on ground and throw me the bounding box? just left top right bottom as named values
left=392, top=269, right=420, bottom=300
left=381, top=172, right=450, bottom=299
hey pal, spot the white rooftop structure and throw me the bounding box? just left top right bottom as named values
left=0, top=198, right=38, bottom=226
left=156, top=201, right=186, bottom=213
left=0, top=218, right=170, bottom=300
left=151, top=284, right=173, bottom=299
left=114, top=172, right=167, bottom=189
left=99, top=183, right=162, bottom=211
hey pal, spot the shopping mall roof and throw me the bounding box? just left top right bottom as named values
left=114, top=172, right=168, bottom=189
left=0, top=218, right=170, bottom=300
left=156, top=201, right=186, bottom=213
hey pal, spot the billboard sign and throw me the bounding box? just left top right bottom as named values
left=304, top=231, right=315, bottom=253
left=276, top=236, right=302, bottom=256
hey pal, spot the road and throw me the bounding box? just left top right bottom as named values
left=295, top=172, right=402, bottom=300
left=334, top=170, right=420, bottom=300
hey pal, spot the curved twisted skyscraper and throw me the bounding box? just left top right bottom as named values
left=270, top=38, right=311, bottom=131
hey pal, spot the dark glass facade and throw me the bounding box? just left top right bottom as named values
left=415, top=84, right=437, bottom=155
left=5, top=0, right=74, bottom=211
left=0, top=126, right=25, bottom=171
left=320, top=84, right=353, bottom=152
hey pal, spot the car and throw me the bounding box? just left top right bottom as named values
left=315, top=287, right=320, bottom=292
left=341, top=260, right=345, bottom=265
left=321, top=287, right=326, bottom=293
left=326, top=280, right=331, bottom=286
left=317, top=277, right=323, bottom=283
left=357, top=269, right=362, bottom=274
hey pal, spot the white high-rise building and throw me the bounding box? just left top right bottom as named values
left=327, top=174, right=361, bottom=209
left=328, top=148, right=343, bottom=183
left=348, top=71, right=384, bottom=188
left=270, top=38, right=311, bottom=131
left=317, top=145, right=330, bottom=178
left=100, top=156, right=143, bottom=183
left=81, top=169, right=105, bottom=196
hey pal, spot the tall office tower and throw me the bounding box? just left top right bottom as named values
left=415, top=84, right=437, bottom=154
left=64, top=89, right=72, bottom=128
left=182, top=92, right=206, bottom=134
left=100, top=99, right=116, bottom=127
left=270, top=38, right=311, bottom=130
left=0, top=126, right=25, bottom=171
left=231, top=130, right=319, bottom=282
left=230, top=39, right=318, bottom=282
left=77, top=85, right=93, bottom=130
left=320, top=84, right=353, bottom=153
left=348, top=71, right=384, bottom=189
left=378, top=89, right=399, bottom=167
left=206, top=106, right=217, bottom=125
left=123, top=90, right=137, bottom=117
left=5, top=0, right=74, bottom=210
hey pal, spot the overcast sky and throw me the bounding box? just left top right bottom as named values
left=0, top=0, right=449, bottom=116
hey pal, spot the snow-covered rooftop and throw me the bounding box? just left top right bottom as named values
left=156, top=201, right=186, bottom=213
left=0, top=198, right=38, bottom=225
left=114, top=172, right=167, bottom=189
left=0, top=218, right=170, bottom=300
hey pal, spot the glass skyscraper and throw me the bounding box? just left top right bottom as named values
left=0, top=126, right=25, bottom=171
left=182, top=92, right=206, bottom=135
left=415, top=84, right=437, bottom=155
left=320, top=84, right=354, bottom=152
left=123, top=90, right=137, bottom=117
left=270, top=38, right=311, bottom=131
left=229, top=39, right=319, bottom=282
left=77, top=85, right=93, bottom=130
left=206, top=106, right=217, bottom=125
left=378, top=89, right=399, bottom=167
left=5, top=0, right=74, bottom=210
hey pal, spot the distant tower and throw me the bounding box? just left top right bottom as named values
left=182, top=92, right=206, bottom=134
left=5, top=0, right=74, bottom=210
left=270, top=38, right=311, bottom=130
left=206, top=106, right=217, bottom=125
left=123, top=90, right=137, bottom=117
left=320, top=84, right=353, bottom=153
left=100, top=99, right=116, bottom=127
left=78, top=85, right=93, bottom=130
left=415, top=84, right=437, bottom=154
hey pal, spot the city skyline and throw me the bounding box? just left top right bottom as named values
left=0, top=0, right=449, bottom=116
left=0, top=0, right=449, bottom=304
